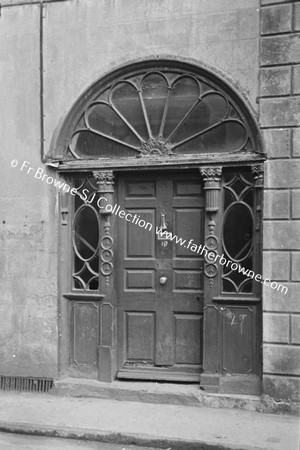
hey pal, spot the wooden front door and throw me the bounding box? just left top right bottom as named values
left=116, top=171, right=205, bottom=381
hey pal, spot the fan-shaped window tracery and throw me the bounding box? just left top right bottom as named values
left=68, top=70, right=252, bottom=160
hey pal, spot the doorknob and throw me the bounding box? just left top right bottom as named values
left=159, top=276, right=167, bottom=285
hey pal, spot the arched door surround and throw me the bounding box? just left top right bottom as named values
left=52, top=60, right=265, bottom=394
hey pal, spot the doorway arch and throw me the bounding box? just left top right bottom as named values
left=53, top=60, right=265, bottom=393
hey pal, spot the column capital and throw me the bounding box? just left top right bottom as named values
left=93, top=170, right=114, bottom=193
left=251, top=164, right=264, bottom=188
left=200, top=166, right=222, bottom=212
left=199, top=166, right=222, bottom=183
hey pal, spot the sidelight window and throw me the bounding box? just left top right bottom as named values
left=222, top=170, right=255, bottom=294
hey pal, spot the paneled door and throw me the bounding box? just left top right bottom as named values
left=117, top=171, right=205, bottom=381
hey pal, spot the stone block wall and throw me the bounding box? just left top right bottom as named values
left=260, top=0, right=300, bottom=402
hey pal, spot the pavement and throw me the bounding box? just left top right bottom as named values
left=0, top=391, right=299, bottom=450
left=0, top=432, right=160, bottom=450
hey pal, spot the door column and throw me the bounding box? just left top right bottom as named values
left=199, top=167, right=223, bottom=392
left=93, top=170, right=116, bottom=382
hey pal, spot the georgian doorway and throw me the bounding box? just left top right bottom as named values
left=116, top=171, right=204, bottom=382
left=53, top=60, right=265, bottom=394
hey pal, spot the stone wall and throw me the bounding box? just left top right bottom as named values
left=260, top=0, right=300, bottom=402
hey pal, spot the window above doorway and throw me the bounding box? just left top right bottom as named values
left=70, top=71, right=250, bottom=159
left=50, top=60, right=265, bottom=170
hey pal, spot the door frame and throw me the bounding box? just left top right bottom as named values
left=54, top=58, right=266, bottom=393
left=58, top=159, right=264, bottom=394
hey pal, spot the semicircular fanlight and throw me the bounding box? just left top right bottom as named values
left=68, top=70, right=251, bottom=159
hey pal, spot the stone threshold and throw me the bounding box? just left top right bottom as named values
left=51, top=377, right=264, bottom=412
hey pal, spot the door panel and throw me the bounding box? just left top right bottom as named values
left=126, top=211, right=155, bottom=257
left=126, top=312, right=155, bottom=362
left=175, top=314, right=202, bottom=364
left=117, top=171, right=204, bottom=381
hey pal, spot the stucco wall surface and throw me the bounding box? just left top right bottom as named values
left=42, top=0, right=260, bottom=155
left=0, top=5, right=58, bottom=377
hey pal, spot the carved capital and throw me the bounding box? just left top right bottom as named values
left=251, top=164, right=264, bottom=188
left=200, top=167, right=222, bottom=183
left=200, top=166, right=222, bottom=212
left=93, top=170, right=114, bottom=193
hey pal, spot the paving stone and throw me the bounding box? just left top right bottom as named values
left=292, top=128, right=300, bottom=157
left=263, top=250, right=290, bottom=279
left=265, top=160, right=300, bottom=188
left=262, top=128, right=291, bottom=158
left=261, top=34, right=300, bottom=65
left=263, top=313, right=289, bottom=343
left=260, top=97, right=300, bottom=127
left=263, top=282, right=300, bottom=312
left=261, top=4, right=292, bottom=35
left=261, top=0, right=293, bottom=4
left=291, top=314, right=300, bottom=344
left=263, top=344, right=300, bottom=375
left=291, top=189, right=300, bottom=219
left=263, top=374, right=300, bottom=402
left=260, top=66, right=291, bottom=96
left=292, top=64, right=300, bottom=94
left=294, top=2, right=300, bottom=32
left=264, top=221, right=300, bottom=250
left=291, top=251, right=300, bottom=281
left=264, top=190, right=290, bottom=219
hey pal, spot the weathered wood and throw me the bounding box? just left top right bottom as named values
left=57, top=153, right=267, bottom=173
left=116, top=171, right=204, bottom=381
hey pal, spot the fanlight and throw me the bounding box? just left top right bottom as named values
left=69, top=71, right=250, bottom=159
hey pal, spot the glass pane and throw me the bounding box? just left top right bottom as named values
left=231, top=177, right=247, bottom=196
left=174, top=121, right=247, bottom=153
left=73, top=261, right=99, bottom=291
left=242, top=189, right=254, bottom=207
left=74, top=177, right=98, bottom=209
left=88, top=277, right=99, bottom=290
left=224, top=171, right=235, bottom=184
left=164, top=76, right=199, bottom=139
left=70, top=130, right=138, bottom=158
left=86, top=103, right=140, bottom=147
left=223, top=279, right=236, bottom=293
left=74, top=206, right=99, bottom=261
left=171, top=93, right=228, bottom=144
left=111, top=82, right=149, bottom=140
left=141, top=73, right=168, bottom=137
left=224, top=189, right=235, bottom=209
left=240, top=279, right=253, bottom=293
left=223, top=203, right=253, bottom=262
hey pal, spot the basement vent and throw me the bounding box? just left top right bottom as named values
left=0, top=376, right=54, bottom=393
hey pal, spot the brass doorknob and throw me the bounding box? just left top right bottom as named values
left=159, top=276, right=167, bottom=285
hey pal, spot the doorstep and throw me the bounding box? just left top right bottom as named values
left=51, top=377, right=263, bottom=412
